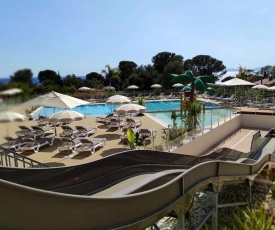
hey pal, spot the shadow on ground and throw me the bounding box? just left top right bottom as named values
left=95, top=134, right=122, bottom=140
left=100, top=148, right=127, bottom=157
left=44, top=162, right=66, bottom=167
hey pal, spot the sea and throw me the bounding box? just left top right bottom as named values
left=0, top=76, right=86, bottom=85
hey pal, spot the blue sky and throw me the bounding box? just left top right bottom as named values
left=0, top=0, right=274, bottom=78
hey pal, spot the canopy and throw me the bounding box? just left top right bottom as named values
left=222, top=78, right=255, bottom=86
left=106, top=95, right=131, bottom=104
left=127, top=85, right=139, bottom=89
left=0, top=88, right=22, bottom=96
left=150, top=84, right=162, bottom=88
left=252, top=84, right=269, bottom=89
left=78, top=87, right=91, bottom=91
left=103, top=86, right=115, bottom=90
left=19, top=91, right=89, bottom=109
left=172, top=83, right=184, bottom=88
left=49, top=110, right=85, bottom=123
left=0, top=111, right=26, bottom=123
left=114, top=103, right=146, bottom=114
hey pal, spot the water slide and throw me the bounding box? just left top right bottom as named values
left=0, top=129, right=274, bottom=229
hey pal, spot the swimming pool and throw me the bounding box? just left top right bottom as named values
left=148, top=108, right=233, bottom=128
left=33, top=99, right=222, bottom=118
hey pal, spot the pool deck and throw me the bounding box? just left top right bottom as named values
left=1, top=98, right=274, bottom=167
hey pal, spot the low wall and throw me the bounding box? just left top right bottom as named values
left=173, top=115, right=241, bottom=155
left=173, top=114, right=274, bottom=156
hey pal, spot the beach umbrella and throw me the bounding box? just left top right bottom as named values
left=222, top=78, right=255, bottom=103
left=0, top=88, right=22, bottom=96
left=19, top=91, right=89, bottom=109
left=150, top=84, right=162, bottom=88
left=78, top=87, right=91, bottom=91
left=127, top=85, right=139, bottom=89
left=49, top=110, right=85, bottom=124
left=114, top=104, right=146, bottom=117
left=252, top=84, right=269, bottom=104
left=0, top=111, right=27, bottom=137
left=49, top=110, right=85, bottom=135
left=267, top=86, right=275, bottom=104
left=127, top=85, right=139, bottom=96
left=106, top=95, right=131, bottom=104
left=172, top=83, right=183, bottom=88
left=103, top=86, right=115, bottom=91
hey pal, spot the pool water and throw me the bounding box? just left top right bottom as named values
left=33, top=99, right=221, bottom=118
left=148, top=108, right=232, bottom=128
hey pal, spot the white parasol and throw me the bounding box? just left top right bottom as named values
left=19, top=91, right=89, bottom=109
left=106, top=95, right=131, bottom=104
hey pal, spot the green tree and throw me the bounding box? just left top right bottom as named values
left=102, top=65, right=120, bottom=89
left=237, top=65, right=256, bottom=81
left=152, top=52, right=184, bottom=74
left=86, top=72, right=104, bottom=81
left=118, top=61, right=137, bottom=86
left=10, top=69, right=33, bottom=86
left=38, top=70, right=62, bottom=86
left=183, top=55, right=226, bottom=80
left=271, top=66, right=275, bottom=80
left=63, top=74, right=84, bottom=89
left=260, top=65, right=273, bottom=83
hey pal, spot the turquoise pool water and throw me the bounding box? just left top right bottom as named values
left=33, top=99, right=221, bottom=118
left=148, top=109, right=232, bottom=128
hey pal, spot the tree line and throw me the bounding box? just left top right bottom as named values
left=2, top=51, right=274, bottom=100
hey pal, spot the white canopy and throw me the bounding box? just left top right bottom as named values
left=49, top=110, right=85, bottom=123
left=19, top=91, right=89, bottom=109
left=222, top=78, right=255, bottom=86
left=150, top=84, right=162, bottom=88
left=127, top=85, right=139, bottom=89
left=106, top=95, right=131, bottom=104
left=252, top=84, right=269, bottom=89
left=114, top=103, right=146, bottom=114
left=0, top=88, right=22, bottom=96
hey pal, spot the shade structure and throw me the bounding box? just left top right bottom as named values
left=114, top=103, right=146, bottom=114
left=0, top=111, right=27, bottom=137
left=252, top=84, right=269, bottom=89
left=150, top=84, right=162, bottom=88
left=269, top=86, right=275, bottom=91
left=78, top=87, right=91, bottom=91
left=127, top=85, right=139, bottom=89
left=49, top=110, right=85, bottom=124
left=0, top=111, right=27, bottom=123
left=172, top=83, right=184, bottom=88
left=222, top=78, right=255, bottom=86
left=19, top=91, right=89, bottom=109
left=106, top=95, right=131, bottom=104
left=103, top=86, right=115, bottom=90
left=0, top=88, right=22, bottom=96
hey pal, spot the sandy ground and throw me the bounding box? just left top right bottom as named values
left=0, top=114, right=167, bottom=167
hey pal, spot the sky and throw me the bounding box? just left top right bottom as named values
left=0, top=0, right=275, bottom=78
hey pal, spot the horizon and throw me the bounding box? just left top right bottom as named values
left=1, top=0, right=274, bottom=79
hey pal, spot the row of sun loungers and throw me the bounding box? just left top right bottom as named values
left=58, top=137, right=106, bottom=154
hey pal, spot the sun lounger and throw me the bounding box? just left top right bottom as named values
left=76, top=137, right=106, bottom=154
left=121, top=118, right=142, bottom=131
left=75, top=126, right=97, bottom=137
left=58, top=137, right=82, bottom=153
left=107, top=117, right=125, bottom=130
left=137, top=128, right=157, bottom=141
left=96, top=113, right=115, bottom=124
left=1, top=137, right=26, bottom=151
left=18, top=137, right=54, bottom=153
left=16, top=126, right=33, bottom=137
left=29, top=125, right=54, bottom=138
left=59, top=125, right=79, bottom=137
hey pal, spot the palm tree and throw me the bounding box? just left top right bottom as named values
left=171, top=70, right=215, bottom=102
left=102, top=65, right=121, bottom=88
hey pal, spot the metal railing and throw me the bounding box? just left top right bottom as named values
left=0, top=146, right=48, bottom=168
